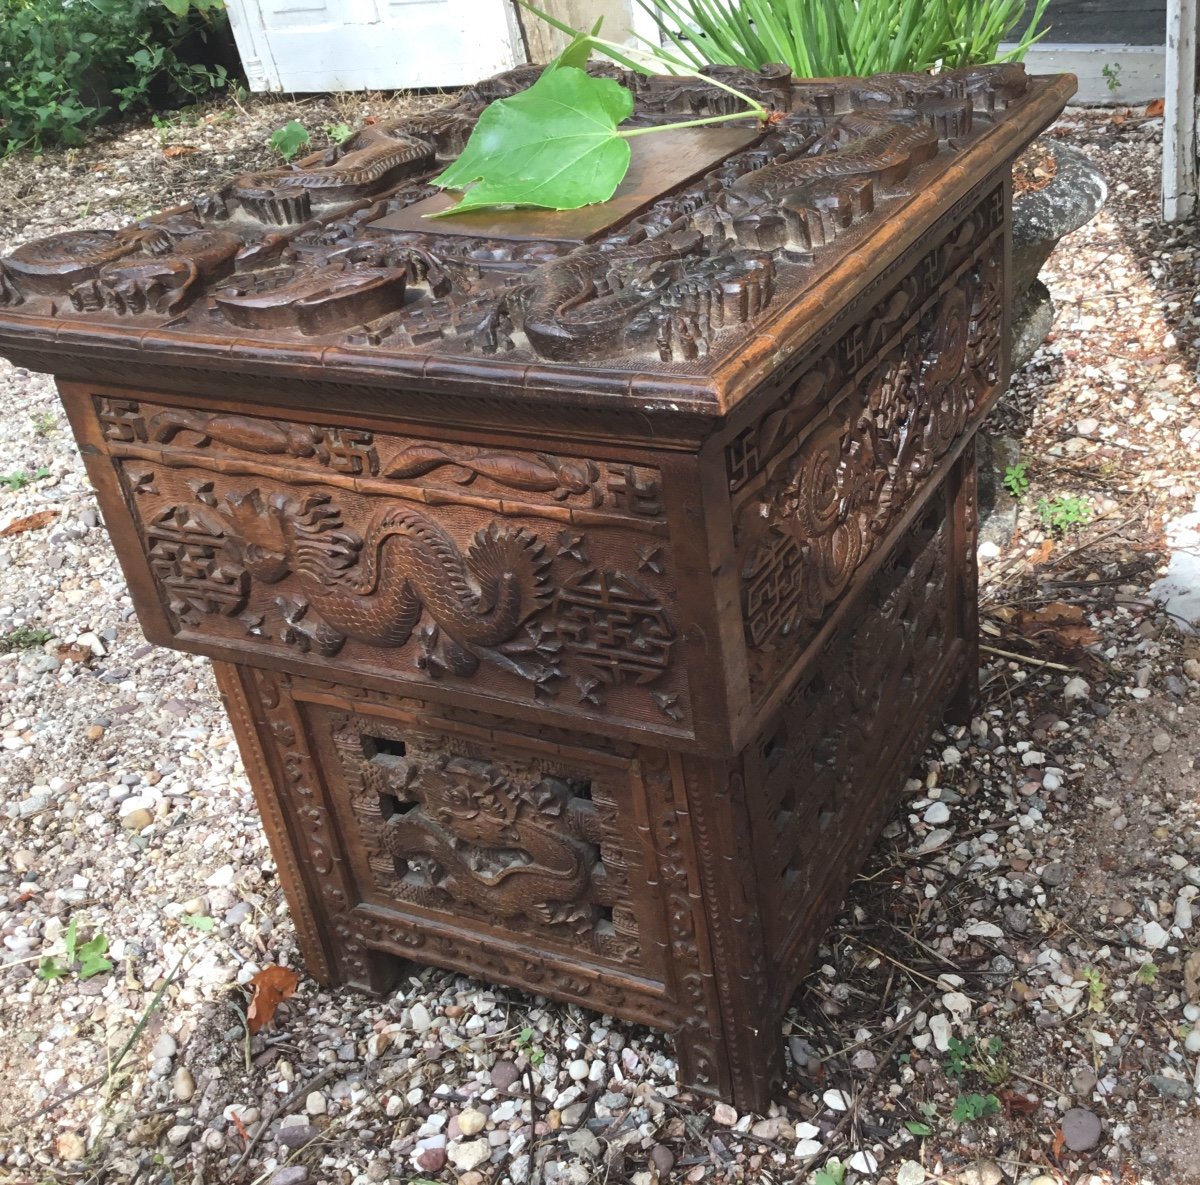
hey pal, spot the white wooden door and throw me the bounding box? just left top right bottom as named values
left=226, top=0, right=526, bottom=92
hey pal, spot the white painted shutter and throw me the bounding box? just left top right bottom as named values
left=226, top=0, right=526, bottom=92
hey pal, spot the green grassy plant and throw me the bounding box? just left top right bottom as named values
left=636, top=0, right=1050, bottom=77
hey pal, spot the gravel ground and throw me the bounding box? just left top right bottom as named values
left=1, top=95, right=1199, bottom=1185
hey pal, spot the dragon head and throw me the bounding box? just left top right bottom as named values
left=219, top=488, right=293, bottom=583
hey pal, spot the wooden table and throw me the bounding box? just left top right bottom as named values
left=0, top=63, right=1073, bottom=1109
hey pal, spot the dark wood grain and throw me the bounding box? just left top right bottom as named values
left=1, top=63, right=1073, bottom=1111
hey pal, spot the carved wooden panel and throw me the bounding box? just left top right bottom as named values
left=85, top=394, right=693, bottom=736
left=743, top=486, right=964, bottom=991
left=326, top=710, right=643, bottom=964
left=218, top=666, right=734, bottom=1074
left=728, top=185, right=1004, bottom=704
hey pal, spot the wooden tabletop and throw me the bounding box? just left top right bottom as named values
left=0, top=64, right=1075, bottom=421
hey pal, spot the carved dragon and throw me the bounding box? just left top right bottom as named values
left=228, top=113, right=473, bottom=225
left=216, top=488, right=551, bottom=679
left=366, top=752, right=599, bottom=929
left=1, top=216, right=240, bottom=314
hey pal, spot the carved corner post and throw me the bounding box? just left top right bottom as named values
left=946, top=440, right=982, bottom=725
left=676, top=753, right=784, bottom=1110
left=211, top=663, right=339, bottom=985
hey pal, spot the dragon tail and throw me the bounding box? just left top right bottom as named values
left=467, top=524, right=550, bottom=623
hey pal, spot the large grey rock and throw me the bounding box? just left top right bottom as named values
left=1009, top=142, right=1106, bottom=365
left=1012, top=142, right=1108, bottom=297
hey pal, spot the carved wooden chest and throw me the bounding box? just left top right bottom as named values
left=0, top=63, right=1072, bottom=1110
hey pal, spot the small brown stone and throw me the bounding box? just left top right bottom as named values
left=416, top=1147, right=446, bottom=1172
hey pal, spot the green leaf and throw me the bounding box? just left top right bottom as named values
left=432, top=65, right=633, bottom=216
left=814, top=1162, right=846, bottom=1185
left=80, top=952, right=114, bottom=979
left=37, top=957, right=68, bottom=982
left=181, top=914, right=215, bottom=931
left=551, top=20, right=603, bottom=72
left=269, top=120, right=311, bottom=162
left=78, top=933, right=112, bottom=979
left=63, top=917, right=78, bottom=967
left=906, top=1120, right=933, bottom=1136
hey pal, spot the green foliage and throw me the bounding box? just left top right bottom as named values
left=905, top=1120, right=933, bottom=1135
left=322, top=121, right=353, bottom=144
left=945, top=1034, right=1009, bottom=1086
left=1136, top=961, right=1159, bottom=985
left=945, top=1036, right=970, bottom=1078
left=636, top=0, right=1050, bottom=77
left=1, top=466, right=49, bottom=490
left=0, top=0, right=230, bottom=155
left=181, top=913, right=215, bottom=931
left=950, top=1092, right=1000, bottom=1123
left=434, top=65, right=635, bottom=216
left=0, top=625, right=53, bottom=652
left=30, top=411, right=57, bottom=437
left=813, top=1159, right=846, bottom=1185
left=434, top=15, right=767, bottom=216
left=1036, top=494, right=1093, bottom=533
left=515, top=1024, right=545, bottom=1066
left=1003, top=460, right=1030, bottom=499
left=1081, top=966, right=1106, bottom=1012
left=1102, top=62, right=1122, bottom=94
left=37, top=917, right=114, bottom=982
left=269, top=119, right=312, bottom=161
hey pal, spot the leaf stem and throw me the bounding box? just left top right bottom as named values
left=586, top=31, right=768, bottom=120
left=617, top=109, right=767, bottom=137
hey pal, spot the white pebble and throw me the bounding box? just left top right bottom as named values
left=848, top=1150, right=878, bottom=1174
left=929, top=1014, right=952, bottom=1052
left=1141, top=920, right=1170, bottom=950
left=924, top=801, right=951, bottom=825
left=1063, top=676, right=1090, bottom=701
left=822, top=1088, right=851, bottom=1112
left=567, top=1059, right=589, bottom=1081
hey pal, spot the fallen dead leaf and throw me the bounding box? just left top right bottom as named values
left=0, top=509, right=58, bottom=536
left=1145, top=98, right=1165, bottom=117
left=229, top=1109, right=250, bottom=1147
left=999, top=1088, right=1039, bottom=1115
left=1185, top=950, right=1200, bottom=1003
left=162, top=145, right=199, bottom=159
left=1030, top=538, right=1055, bottom=567
left=1016, top=602, right=1102, bottom=650
left=55, top=643, right=95, bottom=665
left=246, top=964, right=299, bottom=1033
